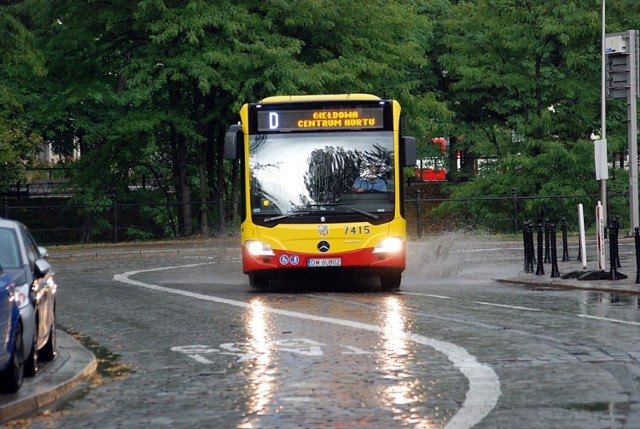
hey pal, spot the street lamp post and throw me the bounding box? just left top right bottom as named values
left=600, top=0, right=608, bottom=227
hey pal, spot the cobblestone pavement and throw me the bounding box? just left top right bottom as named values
left=1, top=234, right=639, bottom=429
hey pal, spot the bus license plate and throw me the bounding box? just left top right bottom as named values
left=307, top=258, right=341, bottom=267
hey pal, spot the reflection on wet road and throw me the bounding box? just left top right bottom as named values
left=379, top=296, right=442, bottom=427
left=115, top=264, right=501, bottom=429
left=242, top=298, right=275, bottom=425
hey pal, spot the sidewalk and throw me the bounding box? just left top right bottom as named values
left=0, top=330, right=96, bottom=424
left=498, top=236, right=640, bottom=296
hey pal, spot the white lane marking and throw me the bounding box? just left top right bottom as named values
left=170, top=346, right=219, bottom=364
left=458, top=247, right=522, bottom=253
left=577, top=314, right=640, bottom=326
left=114, top=264, right=501, bottom=429
left=401, top=292, right=452, bottom=299
left=340, top=345, right=372, bottom=355
left=170, top=345, right=219, bottom=355
left=190, top=354, right=215, bottom=364
left=277, top=338, right=325, bottom=356
left=281, top=397, right=314, bottom=402
left=475, top=302, right=542, bottom=312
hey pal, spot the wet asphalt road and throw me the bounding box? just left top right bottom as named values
left=8, top=235, right=640, bottom=429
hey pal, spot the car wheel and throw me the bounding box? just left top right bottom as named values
left=380, top=271, right=402, bottom=291
left=39, top=321, right=56, bottom=362
left=0, top=322, right=25, bottom=393
left=24, top=329, right=38, bottom=377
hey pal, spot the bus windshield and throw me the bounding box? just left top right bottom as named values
left=249, top=131, right=395, bottom=218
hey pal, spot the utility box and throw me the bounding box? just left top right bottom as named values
left=606, top=35, right=627, bottom=54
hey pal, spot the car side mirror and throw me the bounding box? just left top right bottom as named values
left=34, top=259, right=50, bottom=279
left=38, top=246, right=49, bottom=259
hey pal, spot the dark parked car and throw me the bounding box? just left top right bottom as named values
left=0, top=271, right=24, bottom=393
left=0, top=219, right=57, bottom=377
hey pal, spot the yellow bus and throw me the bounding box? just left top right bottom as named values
left=224, top=94, right=416, bottom=290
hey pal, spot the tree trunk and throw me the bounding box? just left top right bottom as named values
left=168, top=81, right=192, bottom=237
left=194, top=84, right=209, bottom=236
left=230, top=156, right=240, bottom=226
left=171, top=130, right=192, bottom=236
left=198, top=138, right=208, bottom=235
left=216, top=128, right=226, bottom=234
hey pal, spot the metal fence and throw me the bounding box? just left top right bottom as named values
left=1, top=197, right=236, bottom=245
left=1, top=190, right=631, bottom=246
left=409, top=189, right=631, bottom=237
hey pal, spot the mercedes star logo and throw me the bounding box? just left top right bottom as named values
left=317, top=241, right=330, bottom=253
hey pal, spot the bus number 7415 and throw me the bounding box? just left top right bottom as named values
left=344, top=226, right=370, bottom=235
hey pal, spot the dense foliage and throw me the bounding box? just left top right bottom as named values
left=1, top=0, right=639, bottom=237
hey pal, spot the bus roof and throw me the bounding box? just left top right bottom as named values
left=259, top=94, right=382, bottom=103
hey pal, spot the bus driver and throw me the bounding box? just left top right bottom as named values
left=352, top=163, right=386, bottom=193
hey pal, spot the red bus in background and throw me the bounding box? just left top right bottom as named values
left=416, top=137, right=447, bottom=181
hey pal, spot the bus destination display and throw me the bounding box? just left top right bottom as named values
left=257, top=107, right=384, bottom=132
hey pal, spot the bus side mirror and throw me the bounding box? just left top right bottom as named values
left=401, top=136, right=416, bottom=167
left=224, top=124, right=243, bottom=160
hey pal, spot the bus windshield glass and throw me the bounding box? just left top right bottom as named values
left=249, top=131, right=394, bottom=218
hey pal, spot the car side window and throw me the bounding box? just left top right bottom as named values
left=0, top=228, right=20, bottom=268
left=20, top=225, right=39, bottom=271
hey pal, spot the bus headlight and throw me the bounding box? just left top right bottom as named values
left=245, top=240, right=276, bottom=256
left=373, top=237, right=403, bottom=254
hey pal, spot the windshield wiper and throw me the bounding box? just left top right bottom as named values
left=343, top=206, right=379, bottom=220
left=303, top=203, right=341, bottom=210
left=263, top=211, right=311, bottom=223
left=265, top=204, right=379, bottom=222
left=304, top=203, right=380, bottom=220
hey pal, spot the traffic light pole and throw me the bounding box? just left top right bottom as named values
left=606, top=29, right=639, bottom=235
left=628, top=30, right=638, bottom=236
left=600, top=2, right=608, bottom=229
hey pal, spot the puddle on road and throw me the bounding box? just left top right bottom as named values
left=563, top=401, right=632, bottom=424
left=565, top=402, right=611, bottom=412
left=584, top=292, right=640, bottom=307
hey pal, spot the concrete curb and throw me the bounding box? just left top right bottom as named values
left=497, top=278, right=640, bottom=295
left=0, top=330, right=97, bottom=423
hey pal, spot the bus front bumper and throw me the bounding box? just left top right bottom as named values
left=241, top=245, right=406, bottom=275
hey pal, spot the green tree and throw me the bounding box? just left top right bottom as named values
left=435, top=0, right=622, bottom=226
left=24, top=0, right=448, bottom=238
left=0, top=2, right=45, bottom=192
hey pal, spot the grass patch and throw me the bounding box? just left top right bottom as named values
left=59, top=324, right=130, bottom=382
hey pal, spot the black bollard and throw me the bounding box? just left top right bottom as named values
left=614, top=217, right=622, bottom=269
left=544, top=218, right=550, bottom=263
left=536, top=223, right=545, bottom=275
left=550, top=223, right=561, bottom=278
left=527, top=222, right=535, bottom=273
left=609, top=219, right=619, bottom=280
left=635, top=227, right=640, bottom=284
left=523, top=221, right=530, bottom=273
left=561, top=217, right=570, bottom=262
left=576, top=233, right=582, bottom=261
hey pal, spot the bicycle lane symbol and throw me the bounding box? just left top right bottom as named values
left=172, top=338, right=372, bottom=363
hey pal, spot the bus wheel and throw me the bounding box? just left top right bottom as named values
left=380, top=271, right=401, bottom=291
left=249, top=273, right=269, bottom=289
